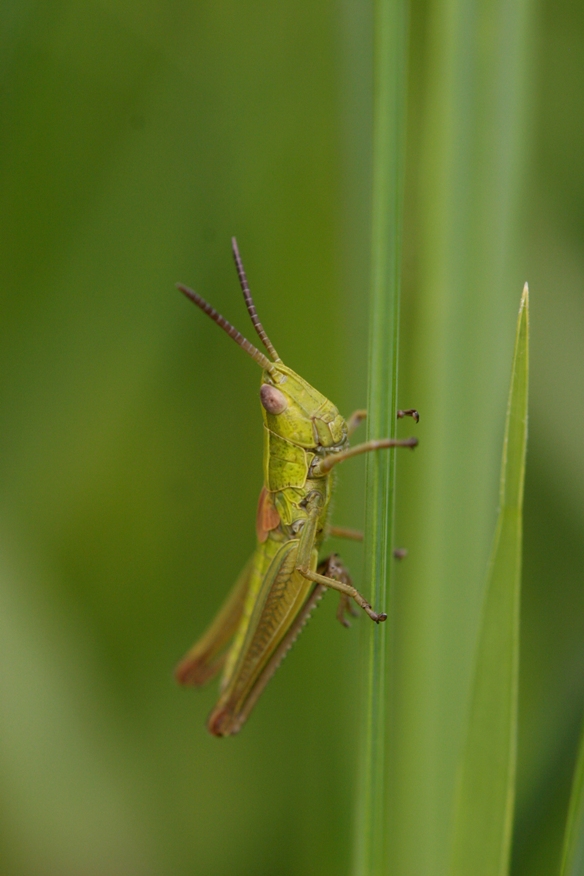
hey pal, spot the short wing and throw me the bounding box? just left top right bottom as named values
left=207, top=538, right=318, bottom=736
left=256, top=486, right=280, bottom=543
left=174, top=555, right=255, bottom=687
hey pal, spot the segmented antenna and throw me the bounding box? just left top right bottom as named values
left=177, top=283, right=275, bottom=373
left=231, top=237, right=281, bottom=362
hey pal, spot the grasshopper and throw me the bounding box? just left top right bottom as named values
left=175, top=239, right=418, bottom=736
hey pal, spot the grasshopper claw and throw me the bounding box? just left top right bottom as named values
left=397, top=408, right=420, bottom=423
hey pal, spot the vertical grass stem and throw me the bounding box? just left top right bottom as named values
left=353, top=1, right=408, bottom=873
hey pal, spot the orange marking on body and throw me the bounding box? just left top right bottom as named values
left=256, top=486, right=280, bottom=543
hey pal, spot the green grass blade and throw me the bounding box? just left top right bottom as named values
left=559, top=718, right=584, bottom=876
left=352, top=0, right=408, bottom=874
left=450, top=285, right=529, bottom=876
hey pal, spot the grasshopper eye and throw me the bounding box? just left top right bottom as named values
left=260, top=384, right=288, bottom=415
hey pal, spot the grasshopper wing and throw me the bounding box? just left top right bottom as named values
left=207, top=539, right=319, bottom=736
left=174, top=555, right=255, bottom=687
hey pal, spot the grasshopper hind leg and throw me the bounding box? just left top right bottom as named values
left=295, top=497, right=387, bottom=623
left=317, top=555, right=360, bottom=628
left=297, top=558, right=387, bottom=624
left=209, top=579, right=327, bottom=737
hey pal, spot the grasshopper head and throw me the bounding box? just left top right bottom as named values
left=260, top=364, right=347, bottom=450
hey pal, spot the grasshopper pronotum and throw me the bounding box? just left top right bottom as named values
left=175, top=240, right=418, bottom=736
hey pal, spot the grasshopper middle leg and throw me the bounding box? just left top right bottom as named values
left=327, top=525, right=364, bottom=542
left=346, top=409, right=367, bottom=436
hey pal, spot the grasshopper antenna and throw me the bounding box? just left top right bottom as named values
left=177, top=283, right=275, bottom=373
left=231, top=237, right=281, bottom=362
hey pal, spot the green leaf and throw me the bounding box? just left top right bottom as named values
left=559, top=717, right=584, bottom=875
left=352, top=0, right=408, bottom=874
left=450, top=285, right=529, bottom=876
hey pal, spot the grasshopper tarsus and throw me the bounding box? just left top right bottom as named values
left=337, top=612, right=352, bottom=629
left=397, top=408, right=420, bottom=423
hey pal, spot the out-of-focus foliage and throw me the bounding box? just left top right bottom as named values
left=560, top=715, right=584, bottom=876
left=0, top=6, right=363, bottom=875
left=0, top=1, right=583, bottom=875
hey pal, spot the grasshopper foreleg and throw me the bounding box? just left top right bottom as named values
left=311, top=436, right=418, bottom=477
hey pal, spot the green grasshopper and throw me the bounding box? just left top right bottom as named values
left=175, top=239, right=418, bottom=736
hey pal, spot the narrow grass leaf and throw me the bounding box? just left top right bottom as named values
left=559, top=716, right=584, bottom=876
left=352, top=0, right=408, bottom=874
left=450, top=285, right=529, bottom=876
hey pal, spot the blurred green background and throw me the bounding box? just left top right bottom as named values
left=0, top=1, right=582, bottom=875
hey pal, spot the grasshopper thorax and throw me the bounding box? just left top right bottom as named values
left=261, top=364, right=348, bottom=451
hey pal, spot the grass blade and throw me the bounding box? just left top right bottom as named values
left=450, top=285, right=529, bottom=876
left=559, top=718, right=584, bottom=876
left=352, top=0, right=408, bottom=874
